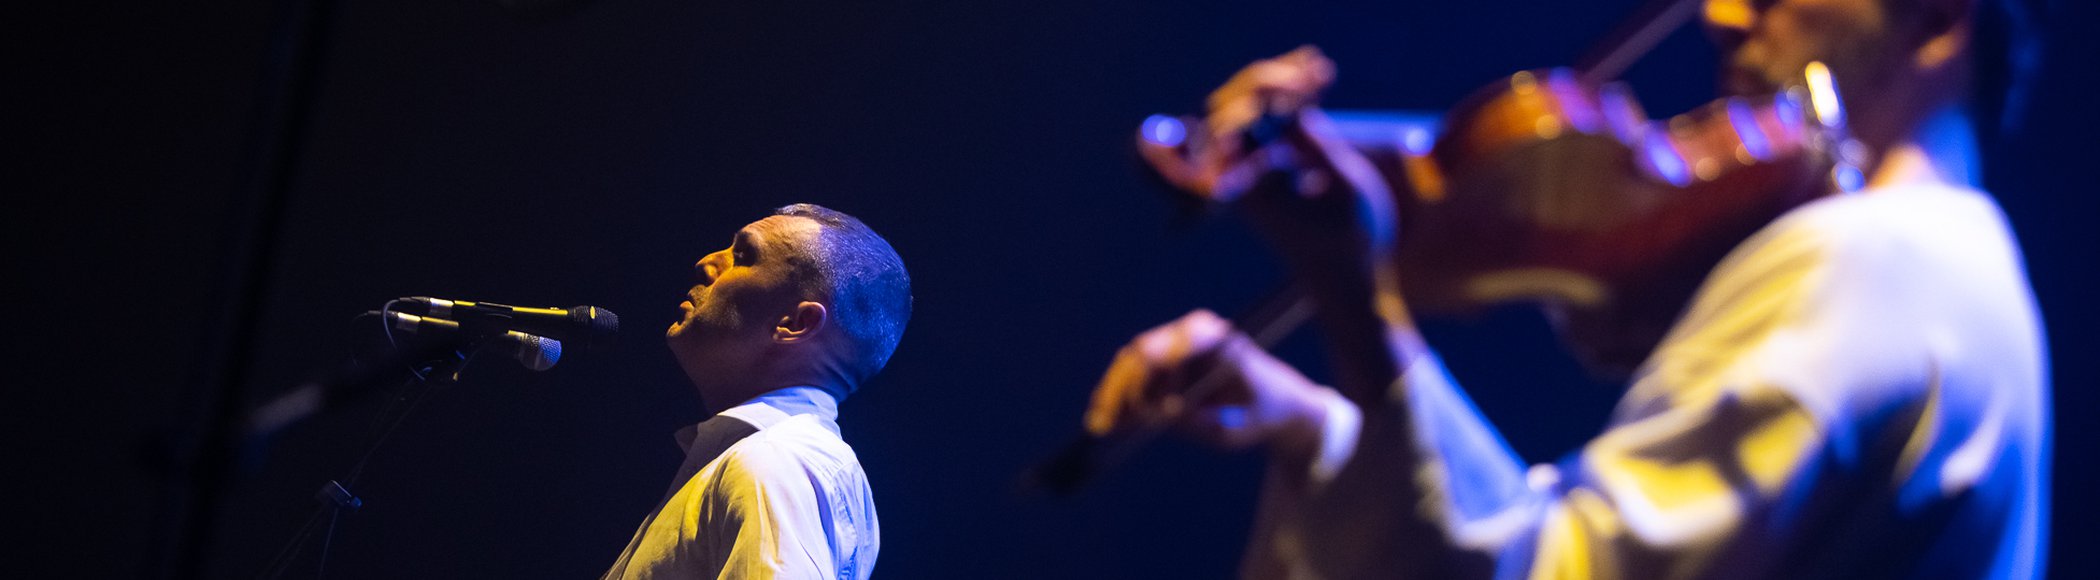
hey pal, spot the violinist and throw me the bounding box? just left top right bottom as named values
left=1081, top=0, right=2048, bottom=577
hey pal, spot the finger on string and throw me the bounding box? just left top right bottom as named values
left=1296, top=109, right=1404, bottom=247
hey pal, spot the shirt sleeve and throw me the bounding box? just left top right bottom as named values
left=1245, top=348, right=1842, bottom=580
left=706, top=441, right=839, bottom=580
left=1241, top=210, right=1885, bottom=580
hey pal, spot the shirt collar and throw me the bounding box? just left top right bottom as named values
left=673, top=386, right=841, bottom=451
left=737, top=385, right=840, bottom=422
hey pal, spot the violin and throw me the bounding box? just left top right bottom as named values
left=1140, top=58, right=1860, bottom=323
left=1025, top=0, right=1863, bottom=495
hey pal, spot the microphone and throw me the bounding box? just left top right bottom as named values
left=246, top=309, right=564, bottom=448
left=393, top=296, right=619, bottom=350
left=379, top=311, right=563, bottom=371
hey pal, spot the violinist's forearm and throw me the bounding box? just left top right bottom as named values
left=1308, top=283, right=1397, bottom=404
left=1301, top=263, right=1431, bottom=407
left=1289, top=270, right=1478, bottom=579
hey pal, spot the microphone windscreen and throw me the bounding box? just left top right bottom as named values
left=573, top=306, right=620, bottom=348
left=509, top=331, right=562, bottom=371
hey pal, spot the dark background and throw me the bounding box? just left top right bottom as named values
left=13, top=0, right=2095, bottom=578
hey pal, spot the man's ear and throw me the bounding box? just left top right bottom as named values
left=774, top=301, right=829, bottom=344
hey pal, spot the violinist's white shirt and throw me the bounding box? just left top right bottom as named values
left=1247, top=183, right=2049, bottom=580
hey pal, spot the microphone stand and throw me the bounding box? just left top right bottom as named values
left=245, top=319, right=501, bottom=579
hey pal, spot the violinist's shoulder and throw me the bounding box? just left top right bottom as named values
left=1719, top=181, right=2039, bottom=351
left=1778, top=183, right=2022, bottom=277
left=1698, top=182, right=2028, bottom=327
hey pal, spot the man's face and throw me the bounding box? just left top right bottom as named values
left=667, top=215, right=821, bottom=376
left=1703, top=0, right=1910, bottom=103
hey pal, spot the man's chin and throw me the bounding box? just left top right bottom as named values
left=665, top=313, right=706, bottom=340
left=665, top=320, right=707, bottom=354
left=667, top=299, right=699, bottom=338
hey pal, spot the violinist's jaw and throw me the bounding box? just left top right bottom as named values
left=1701, top=0, right=1979, bottom=172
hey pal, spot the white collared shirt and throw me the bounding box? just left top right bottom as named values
left=605, top=387, right=879, bottom=580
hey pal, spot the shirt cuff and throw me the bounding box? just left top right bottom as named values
left=1306, top=386, right=1363, bottom=489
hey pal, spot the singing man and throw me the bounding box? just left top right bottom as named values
left=604, top=203, right=909, bottom=580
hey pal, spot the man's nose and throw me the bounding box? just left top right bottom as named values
left=694, top=251, right=726, bottom=285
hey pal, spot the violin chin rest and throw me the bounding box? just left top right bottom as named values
left=1461, top=268, right=1609, bottom=309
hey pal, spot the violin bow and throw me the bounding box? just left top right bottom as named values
left=1576, top=0, right=1706, bottom=83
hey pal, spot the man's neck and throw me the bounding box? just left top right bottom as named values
left=703, top=381, right=847, bottom=416
left=1868, top=104, right=1981, bottom=191
left=716, top=385, right=841, bottom=421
